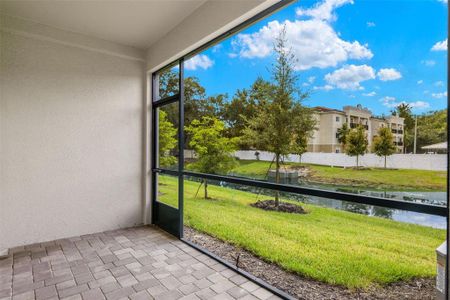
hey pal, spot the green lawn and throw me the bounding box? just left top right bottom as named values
left=231, top=160, right=446, bottom=191
left=158, top=175, right=445, bottom=289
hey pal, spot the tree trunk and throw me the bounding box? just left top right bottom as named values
left=204, top=179, right=208, bottom=199
left=275, top=153, right=280, bottom=207
left=384, top=155, right=387, bottom=169
left=356, top=155, right=359, bottom=168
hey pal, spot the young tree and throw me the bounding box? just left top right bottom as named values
left=345, top=125, right=368, bottom=168
left=243, top=27, right=316, bottom=207
left=392, top=103, right=414, bottom=152
left=185, top=116, right=239, bottom=199
left=372, top=127, right=396, bottom=168
left=337, top=122, right=350, bottom=148
left=158, top=110, right=178, bottom=168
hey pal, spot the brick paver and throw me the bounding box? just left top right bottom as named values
left=0, top=226, right=279, bottom=300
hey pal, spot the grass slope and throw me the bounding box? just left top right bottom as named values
left=158, top=175, right=445, bottom=289
left=231, top=160, right=446, bottom=191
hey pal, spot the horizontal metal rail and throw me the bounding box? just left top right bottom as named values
left=176, top=170, right=448, bottom=217
left=153, top=93, right=180, bottom=108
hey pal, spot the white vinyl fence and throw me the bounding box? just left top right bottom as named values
left=233, top=150, right=447, bottom=171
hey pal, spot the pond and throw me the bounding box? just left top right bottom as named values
left=191, top=174, right=447, bottom=229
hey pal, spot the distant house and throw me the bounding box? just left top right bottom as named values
left=308, top=104, right=405, bottom=153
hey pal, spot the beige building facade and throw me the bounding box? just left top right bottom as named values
left=308, top=104, right=405, bottom=153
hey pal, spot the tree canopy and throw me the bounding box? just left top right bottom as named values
left=372, top=126, right=396, bottom=168
left=243, top=27, right=316, bottom=206
left=185, top=116, right=239, bottom=198
left=158, top=110, right=178, bottom=168
left=345, top=126, right=368, bottom=168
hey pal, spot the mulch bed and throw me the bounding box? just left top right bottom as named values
left=250, top=200, right=307, bottom=214
left=184, top=227, right=436, bottom=300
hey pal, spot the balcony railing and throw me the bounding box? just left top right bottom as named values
left=350, top=123, right=369, bottom=130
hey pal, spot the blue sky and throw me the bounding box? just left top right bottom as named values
left=184, top=0, right=448, bottom=115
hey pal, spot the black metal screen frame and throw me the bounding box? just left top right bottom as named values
left=150, top=0, right=450, bottom=298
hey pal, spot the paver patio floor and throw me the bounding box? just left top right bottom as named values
left=0, top=226, right=279, bottom=300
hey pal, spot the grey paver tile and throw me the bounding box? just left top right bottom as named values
left=251, top=288, right=273, bottom=300
left=81, top=288, right=105, bottom=300
left=159, top=276, right=181, bottom=290
left=100, top=282, right=121, bottom=294
left=35, top=285, right=57, bottom=300
left=146, top=284, right=167, bottom=297
left=105, top=286, right=134, bottom=300
left=2, top=227, right=274, bottom=300
left=58, top=284, right=89, bottom=298
left=240, top=282, right=259, bottom=293
left=195, top=288, right=217, bottom=300
left=226, top=286, right=249, bottom=299
left=129, top=290, right=153, bottom=300
left=133, top=278, right=159, bottom=292
left=178, top=283, right=199, bottom=295
left=153, top=289, right=182, bottom=300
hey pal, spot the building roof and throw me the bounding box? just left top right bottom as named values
left=313, top=106, right=344, bottom=114
left=421, top=142, right=447, bottom=150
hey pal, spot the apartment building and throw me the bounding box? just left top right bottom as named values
left=308, top=104, right=405, bottom=153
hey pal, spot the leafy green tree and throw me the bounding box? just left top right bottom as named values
left=372, top=127, right=396, bottom=168
left=185, top=116, right=239, bottom=199
left=223, top=77, right=272, bottom=147
left=337, top=122, right=350, bottom=148
left=158, top=110, right=177, bottom=168
left=345, top=125, right=368, bottom=168
left=158, top=69, right=226, bottom=146
left=392, top=103, right=414, bottom=153
left=243, top=27, right=316, bottom=207
left=417, top=109, right=447, bottom=151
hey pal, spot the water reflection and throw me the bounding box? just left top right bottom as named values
left=185, top=175, right=447, bottom=229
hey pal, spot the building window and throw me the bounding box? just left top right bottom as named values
left=336, top=116, right=340, bottom=122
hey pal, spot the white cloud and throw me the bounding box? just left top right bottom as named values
left=296, top=0, right=354, bottom=21
left=184, top=54, right=213, bottom=70
left=422, top=60, right=436, bottom=66
left=366, top=22, right=376, bottom=27
left=232, top=0, right=372, bottom=71
left=380, top=96, right=430, bottom=109
left=324, top=64, right=375, bottom=90
left=409, top=101, right=431, bottom=108
left=432, top=91, right=448, bottom=99
left=380, top=96, right=397, bottom=107
left=363, top=91, right=376, bottom=97
left=431, top=39, right=447, bottom=51
left=377, top=68, right=402, bottom=81
left=232, top=20, right=372, bottom=70
left=435, top=81, right=445, bottom=87
left=417, top=80, right=423, bottom=84
left=303, top=76, right=316, bottom=86
left=313, top=85, right=334, bottom=91
left=438, top=0, right=448, bottom=4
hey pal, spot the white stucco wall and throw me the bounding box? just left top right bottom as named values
left=0, top=20, right=146, bottom=252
